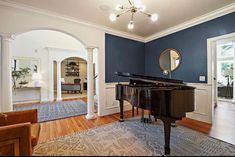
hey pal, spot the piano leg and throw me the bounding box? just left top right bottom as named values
left=132, top=106, right=135, bottom=117
left=161, top=118, right=173, bottom=155
left=119, top=100, right=124, bottom=122
left=141, top=109, right=152, bottom=123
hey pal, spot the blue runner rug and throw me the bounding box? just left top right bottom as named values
left=14, top=100, right=93, bottom=122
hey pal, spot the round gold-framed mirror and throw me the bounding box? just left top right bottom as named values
left=159, top=48, right=181, bottom=72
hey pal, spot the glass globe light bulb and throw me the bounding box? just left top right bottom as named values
left=128, top=21, right=134, bottom=30
left=151, top=13, right=159, bottom=22
left=109, top=13, right=117, bottom=22
left=140, top=5, right=146, bottom=12
left=116, top=4, right=122, bottom=11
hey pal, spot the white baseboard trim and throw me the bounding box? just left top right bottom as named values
left=100, top=105, right=132, bottom=117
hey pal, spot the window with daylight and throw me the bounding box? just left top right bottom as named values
left=217, top=42, right=234, bottom=86
left=217, top=41, right=235, bottom=99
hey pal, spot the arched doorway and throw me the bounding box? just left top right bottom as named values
left=54, top=57, right=88, bottom=100
left=9, top=29, right=97, bottom=120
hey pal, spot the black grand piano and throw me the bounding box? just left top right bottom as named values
left=115, top=72, right=195, bottom=155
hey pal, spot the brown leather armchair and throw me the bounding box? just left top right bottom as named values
left=0, top=109, right=41, bottom=156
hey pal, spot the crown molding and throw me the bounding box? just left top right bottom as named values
left=145, top=2, right=235, bottom=42
left=0, top=0, right=234, bottom=43
left=0, top=0, right=145, bottom=42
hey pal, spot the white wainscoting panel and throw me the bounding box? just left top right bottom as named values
left=186, top=83, right=212, bottom=124
left=103, top=83, right=132, bottom=116
left=104, top=82, right=213, bottom=123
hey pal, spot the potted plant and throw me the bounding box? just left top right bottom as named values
left=12, top=67, right=31, bottom=88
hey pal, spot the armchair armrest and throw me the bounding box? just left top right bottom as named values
left=0, top=122, right=32, bottom=156
left=0, top=109, right=38, bottom=126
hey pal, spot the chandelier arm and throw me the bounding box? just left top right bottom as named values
left=128, top=0, right=133, bottom=6
left=117, top=9, right=131, bottom=17
left=139, top=11, right=151, bottom=17
left=131, top=12, right=134, bottom=21
left=122, top=7, right=130, bottom=10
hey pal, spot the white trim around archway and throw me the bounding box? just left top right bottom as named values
left=0, top=29, right=101, bottom=119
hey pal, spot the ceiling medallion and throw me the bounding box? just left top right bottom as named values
left=109, top=0, right=158, bottom=30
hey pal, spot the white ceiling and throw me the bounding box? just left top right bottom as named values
left=5, top=0, right=235, bottom=38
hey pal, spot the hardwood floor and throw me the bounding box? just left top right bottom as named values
left=210, top=101, right=235, bottom=145
left=177, top=100, right=235, bottom=145
left=38, top=110, right=133, bottom=143
left=38, top=99, right=235, bottom=146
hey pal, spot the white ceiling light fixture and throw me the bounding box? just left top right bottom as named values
left=109, top=0, right=159, bottom=30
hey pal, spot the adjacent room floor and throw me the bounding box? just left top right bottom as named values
left=54, top=91, right=87, bottom=100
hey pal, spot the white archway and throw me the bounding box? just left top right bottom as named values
left=54, top=56, right=88, bottom=100
left=14, top=28, right=88, bottom=47
left=2, top=29, right=98, bottom=119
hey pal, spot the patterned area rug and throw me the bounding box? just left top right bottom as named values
left=14, top=100, right=93, bottom=122
left=33, top=118, right=235, bottom=156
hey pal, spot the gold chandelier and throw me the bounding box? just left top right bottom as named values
left=109, top=0, right=158, bottom=30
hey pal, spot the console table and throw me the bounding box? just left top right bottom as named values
left=12, top=87, right=41, bottom=104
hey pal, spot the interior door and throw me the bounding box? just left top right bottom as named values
left=214, top=42, right=218, bottom=108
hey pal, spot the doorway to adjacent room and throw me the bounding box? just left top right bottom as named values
left=53, top=57, right=88, bottom=100
left=11, top=29, right=97, bottom=122
left=206, top=32, right=235, bottom=144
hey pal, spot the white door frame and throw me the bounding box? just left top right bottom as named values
left=0, top=36, right=2, bottom=111
left=207, top=32, right=235, bottom=123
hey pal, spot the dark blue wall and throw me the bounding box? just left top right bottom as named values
left=105, top=13, right=235, bottom=83
left=145, top=12, right=235, bottom=83
left=105, top=33, right=145, bottom=82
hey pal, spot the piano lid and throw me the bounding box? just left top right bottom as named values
left=115, top=72, right=184, bottom=85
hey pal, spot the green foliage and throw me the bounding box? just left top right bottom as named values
left=221, top=63, right=233, bottom=81
left=221, top=63, right=233, bottom=71
left=12, top=67, right=31, bottom=87
left=221, top=44, right=233, bottom=51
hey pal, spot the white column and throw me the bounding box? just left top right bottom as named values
left=1, top=35, right=14, bottom=112
left=48, top=60, right=54, bottom=101
left=56, top=61, right=62, bottom=101
left=233, top=42, right=235, bottom=103
left=86, top=47, right=96, bottom=120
